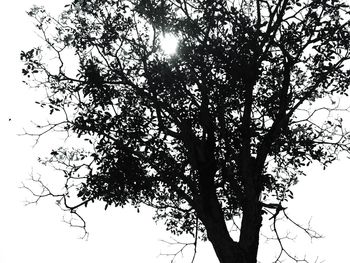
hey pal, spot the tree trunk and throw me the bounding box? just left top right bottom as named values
left=197, top=162, right=246, bottom=263
left=195, top=143, right=262, bottom=262
left=199, top=197, right=247, bottom=263
left=239, top=201, right=263, bottom=263
left=197, top=162, right=262, bottom=263
left=201, top=204, right=262, bottom=263
left=200, top=197, right=262, bottom=263
left=207, top=223, right=246, bottom=263
left=197, top=171, right=262, bottom=262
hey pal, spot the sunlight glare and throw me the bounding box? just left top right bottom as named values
left=160, top=33, right=178, bottom=55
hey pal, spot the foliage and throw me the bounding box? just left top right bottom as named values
left=22, top=0, right=350, bottom=262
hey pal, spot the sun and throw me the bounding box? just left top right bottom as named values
left=160, top=33, right=178, bottom=55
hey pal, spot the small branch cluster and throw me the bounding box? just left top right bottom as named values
left=21, top=152, right=93, bottom=239
left=261, top=203, right=323, bottom=263
left=159, top=216, right=199, bottom=263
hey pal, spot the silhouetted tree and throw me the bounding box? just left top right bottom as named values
left=21, top=0, right=350, bottom=262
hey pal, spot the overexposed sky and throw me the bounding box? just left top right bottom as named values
left=1, top=1, right=350, bottom=262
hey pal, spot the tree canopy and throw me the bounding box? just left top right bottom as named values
left=21, top=0, right=350, bottom=262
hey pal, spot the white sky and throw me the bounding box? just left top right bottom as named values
left=1, top=1, right=350, bottom=262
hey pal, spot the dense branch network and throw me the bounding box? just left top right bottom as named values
left=21, top=0, right=350, bottom=262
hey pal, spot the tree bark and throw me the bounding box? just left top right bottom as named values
left=197, top=165, right=262, bottom=263
left=239, top=201, right=262, bottom=263
left=206, top=221, right=246, bottom=263
left=238, top=157, right=263, bottom=263
left=199, top=195, right=247, bottom=263
left=200, top=190, right=262, bottom=263
left=195, top=128, right=263, bottom=262
left=196, top=153, right=263, bottom=263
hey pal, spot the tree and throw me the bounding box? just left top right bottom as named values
left=21, top=0, right=350, bottom=262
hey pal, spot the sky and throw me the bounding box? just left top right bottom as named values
left=1, top=1, right=350, bottom=263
